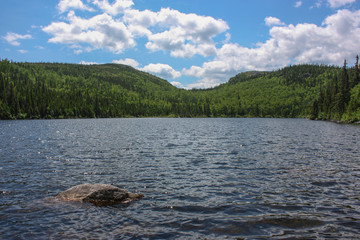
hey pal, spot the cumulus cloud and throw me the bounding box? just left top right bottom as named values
left=44, top=2, right=228, bottom=58
left=92, top=0, right=134, bottom=15
left=57, top=0, right=94, bottom=13
left=223, top=32, right=231, bottom=43
left=112, top=58, right=139, bottom=68
left=265, top=16, right=285, bottom=26
left=122, top=9, right=157, bottom=38
left=310, top=0, right=323, bottom=9
left=125, top=7, right=229, bottom=58
left=3, top=32, right=32, bottom=46
left=169, top=81, right=184, bottom=88
left=141, top=63, right=181, bottom=79
left=295, top=1, right=303, bottom=8
left=18, top=49, right=28, bottom=54
left=42, top=11, right=135, bottom=54
left=184, top=9, right=360, bottom=88
left=79, top=60, right=98, bottom=65
left=312, top=0, right=355, bottom=9
left=316, top=0, right=324, bottom=8
left=327, top=0, right=356, bottom=8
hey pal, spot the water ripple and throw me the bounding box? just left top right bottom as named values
left=0, top=118, right=360, bottom=239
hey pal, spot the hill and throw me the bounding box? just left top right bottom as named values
left=0, top=60, right=181, bottom=119
left=228, top=71, right=268, bottom=84
left=200, top=64, right=339, bottom=118
left=0, top=58, right=359, bottom=121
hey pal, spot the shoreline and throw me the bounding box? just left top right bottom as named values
left=2, top=116, right=360, bottom=126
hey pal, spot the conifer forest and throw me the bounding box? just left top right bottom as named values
left=0, top=57, right=359, bottom=122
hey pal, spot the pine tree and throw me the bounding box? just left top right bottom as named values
left=354, top=55, right=359, bottom=86
left=310, top=99, right=319, bottom=120
left=335, top=60, right=350, bottom=116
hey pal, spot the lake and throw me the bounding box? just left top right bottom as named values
left=0, top=118, right=360, bottom=239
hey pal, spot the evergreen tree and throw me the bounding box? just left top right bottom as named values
left=353, top=55, right=359, bottom=87
left=0, top=59, right=359, bottom=121
left=335, top=60, right=350, bottom=115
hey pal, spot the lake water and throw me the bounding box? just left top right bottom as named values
left=0, top=118, right=360, bottom=239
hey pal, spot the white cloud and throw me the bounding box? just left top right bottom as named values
left=57, top=0, right=94, bottom=13
left=312, top=0, right=355, bottom=9
left=140, top=63, right=181, bottom=79
left=224, top=32, right=231, bottom=43
left=125, top=7, right=229, bottom=58
left=311, top=0, right=323, bottom=9
left=74, top=49, right=83, bottom=54
left=327, top=0, right=356, bottom=8
left=3, top=32, right=32, bottom=46
left=122, top=9, right=158, bottom=39
left=79, top=60, right=98, bottom=65
left=295, top=1, right=303, bottom=7
left=316, top=0, right=324, bottom=8
left=112, top=58, right=139, bottom=68
left=169, top=81, right=184, bottom=88
left=184, top=9, right=360, bottom=88
left=44, top=2, right=228, bottom=58
left=43, top=11, right=135, bottom=54
left=18, top=49, right=28, bottom=54
left=92, top=0, right=134, bottom=15
left=265, top=16, right=285, bottom=26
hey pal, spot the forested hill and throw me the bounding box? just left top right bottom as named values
left=0, top=60, right=181, bottom=119
left=0, top=58, right=359, bottom=121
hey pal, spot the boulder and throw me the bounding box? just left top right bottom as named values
left=55, top=184, right=143, bottom=206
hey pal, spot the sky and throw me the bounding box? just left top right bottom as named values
left=1, top=0, right=360, bottom=89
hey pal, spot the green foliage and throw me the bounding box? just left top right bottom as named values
left=1, top=58, right=358, bottom=121
left=0, top=59, right=205, bottom=119
left=342, top=83, right=360, bottom=121
left=228, top=71, right=268, bottom=84
left=310, top=56, right=360, bottom=122
left=202, top=64, right=337, bottom=118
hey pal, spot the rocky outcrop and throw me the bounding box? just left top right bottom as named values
left=55, top=184, right=143, bottom=206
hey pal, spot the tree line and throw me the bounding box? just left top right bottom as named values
left=0, top=60, right=212, bottom=119
left=0, top=58, right=359, bottom=121
left=310, top=56, right=360, bottom=122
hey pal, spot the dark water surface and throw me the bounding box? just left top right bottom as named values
left=1, top=118, right=360, bottom=239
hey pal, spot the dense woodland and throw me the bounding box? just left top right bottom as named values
left=0, top=57, right=359, bottom=122
left=310, top=57, right=360, bottom=122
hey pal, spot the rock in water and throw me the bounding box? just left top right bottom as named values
left=55, top=184, right=143, bottom=206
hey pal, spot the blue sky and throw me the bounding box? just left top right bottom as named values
left=1, top=0, right=360, bottom=88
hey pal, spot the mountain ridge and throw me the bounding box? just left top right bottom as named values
left=1, top=58, right=359, bottom=121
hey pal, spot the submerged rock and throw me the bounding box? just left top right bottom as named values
left=55, top=184, right=143, bottom=206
